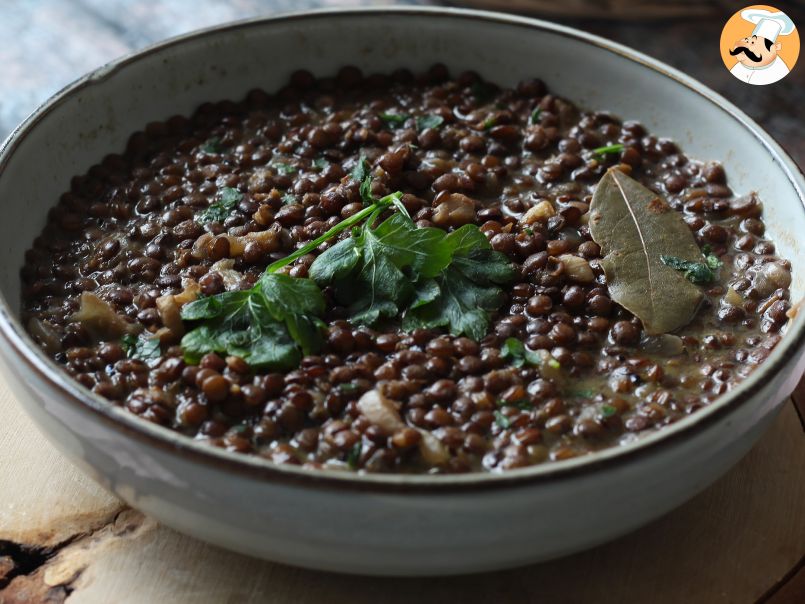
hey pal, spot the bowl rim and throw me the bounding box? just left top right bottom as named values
left=0, top=6, right=803, bottom=494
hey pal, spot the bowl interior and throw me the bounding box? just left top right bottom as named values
left=0, top=8, right=802, bottom=481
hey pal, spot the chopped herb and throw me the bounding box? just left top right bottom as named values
left=416, top=114, right=444, bottom=131
left=272, top=162, right=297, bottom=175
left=601, top=404, right=617, bottom=417
left=282, top=192, right=297, bottom=205
left=493, top=410, right=512, bottom=429
left=200, top=137, right=224, bottom=154
left=347, top=442, right=362, bottom=469
left=195, top=187, right=243, bottom=224
left=311, top=158, right=329, bottom=171
left=567, top=389, right=596, bottom=399
left=482, top=116, right=497, bottom=130
left=530, top=108, right=542, bottom=124
left=705, top=253, right=723, bottom=271
left=351, top=156, right=370, bottom=183
left=338, top=382, right=360, bottom=393
left=500, top=337, right=550, bottom=368
left=120, top=333, right=161, bottom=361
left=592, top=144, right=625, bottom=156
left=660, top=254, right=719, bottom=285
left=524, top=227, right=534, bottom=236
left=497, top=398, right=532, bottom=410
left=379, top=112, right=410, bottom=128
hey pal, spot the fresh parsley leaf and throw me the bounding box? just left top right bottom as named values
left=592, top=144, right=625, bottom=156
left=379, top=112, right=410, bottom=128
left=500, top=337, right=550, bottom=368
left=200, top=137, right=224, bottom=154
left=180, top=273, right=326, bottom=369
left=402, top=226, right=517, bottom=340
left=311, top=213, right=450, bottom=327
left=601, top=404, right=617, bottom=417
left=347, top=441, right=362, bottom=469
left=497, top=398, right=532, bottom=410
left=282, top=192, right=297, bottom=205
left=311, top=158, right=329, bottom=171
left=660, top=255, right=719, bottom=285
left=530, top=108, right=542, bottom=124
left=121, top=333, right=161, bottom=361
left=272, top=162, right=298, bottom=175
left=416, top=115, right=444, bottom=131
left=482, top=116, right=497, bottom=130
left=493, top=410, right=512, bottom=429
left=195, top=187, right=243, bottom=224
left=501, top=337, right=527, bottom=367
left=705, top=253, right=723, bottom=271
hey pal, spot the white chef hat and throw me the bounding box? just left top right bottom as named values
left=741, top=8, right=796, bottom=43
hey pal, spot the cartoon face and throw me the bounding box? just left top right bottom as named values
left=730, top=35, right=781, bottom=67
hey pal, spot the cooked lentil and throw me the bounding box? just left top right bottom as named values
left=21, top=65, right=793, bottom=473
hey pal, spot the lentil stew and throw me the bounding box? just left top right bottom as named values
left=20, top=66, right=794, bottom=474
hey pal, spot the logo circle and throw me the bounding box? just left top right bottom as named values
left=720, top=4, right=799, bottom=85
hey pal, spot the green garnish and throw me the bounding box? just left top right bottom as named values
left=416, top=115, right=444, bottom=131
left=660, top=253, right=722, bottom=285
left=592, top=144, right=625, bottom=156
left=338, top=382, right=360, bottom=393
left=311, top=158, right=329, bottom=171
left=601, top=404, right=617, bottom=417
left=530, top=108, right=542, bottom=124
left=500, top=337, right=547, bottom=368
left=309, top=161, right=515, bottom=338
left=379, top=112, right=410, bottom=128
left=200, top=137, right=224, bottom=154
left=180, top=273, right=326, bottom=370
left=121, top=333, right=161, bottom=361
left=347, top=442, right=362, bottom=469
left=282, top=192, right=297, bottom=205
left=272, top=162, right=298, bottom=175
left=497, top=398, right=532, bottom=411
left=195, top=187, right=243, bottom=224
left=180, top=152, right=517, bottom=367
left=493, top=410, right=512, bottom=429
left=482, top=116, right=497, bottom=130
left=566, top=389, right=596, bottom=399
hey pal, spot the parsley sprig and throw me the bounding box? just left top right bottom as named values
left=179, top=156, right=516, bottom=368
left=660, top=251, right=722, bottom=285
left=195, top=187, right=243, bottom=224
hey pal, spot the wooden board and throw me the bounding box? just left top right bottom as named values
left=0, top=374, right=803, bottom=603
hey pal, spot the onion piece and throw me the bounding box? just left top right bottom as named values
left=70, top=292, right=138, bottom=341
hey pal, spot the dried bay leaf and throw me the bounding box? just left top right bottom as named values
left=589, top=168, right=703, bottom=335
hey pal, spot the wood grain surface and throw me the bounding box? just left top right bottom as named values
left=0, top=1, right=803, bottom=602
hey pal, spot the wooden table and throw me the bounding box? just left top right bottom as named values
left=1, top=1, right=804, bottom=602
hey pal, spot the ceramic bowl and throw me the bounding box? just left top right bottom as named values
left=0, top=7, right=803, bottom=576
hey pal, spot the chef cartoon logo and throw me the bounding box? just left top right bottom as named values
left=720, top=5, right=799, bottom=85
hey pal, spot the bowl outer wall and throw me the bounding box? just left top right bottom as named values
left=0, top=8, right=803, bottom=574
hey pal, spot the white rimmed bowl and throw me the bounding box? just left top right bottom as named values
left=0, top=7, right=803, bottom=576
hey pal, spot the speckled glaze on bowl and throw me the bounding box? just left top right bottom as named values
left=0, top=7, right=802, bottom=576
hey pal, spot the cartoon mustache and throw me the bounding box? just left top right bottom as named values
left=730, top=46, right=763, bottom=62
